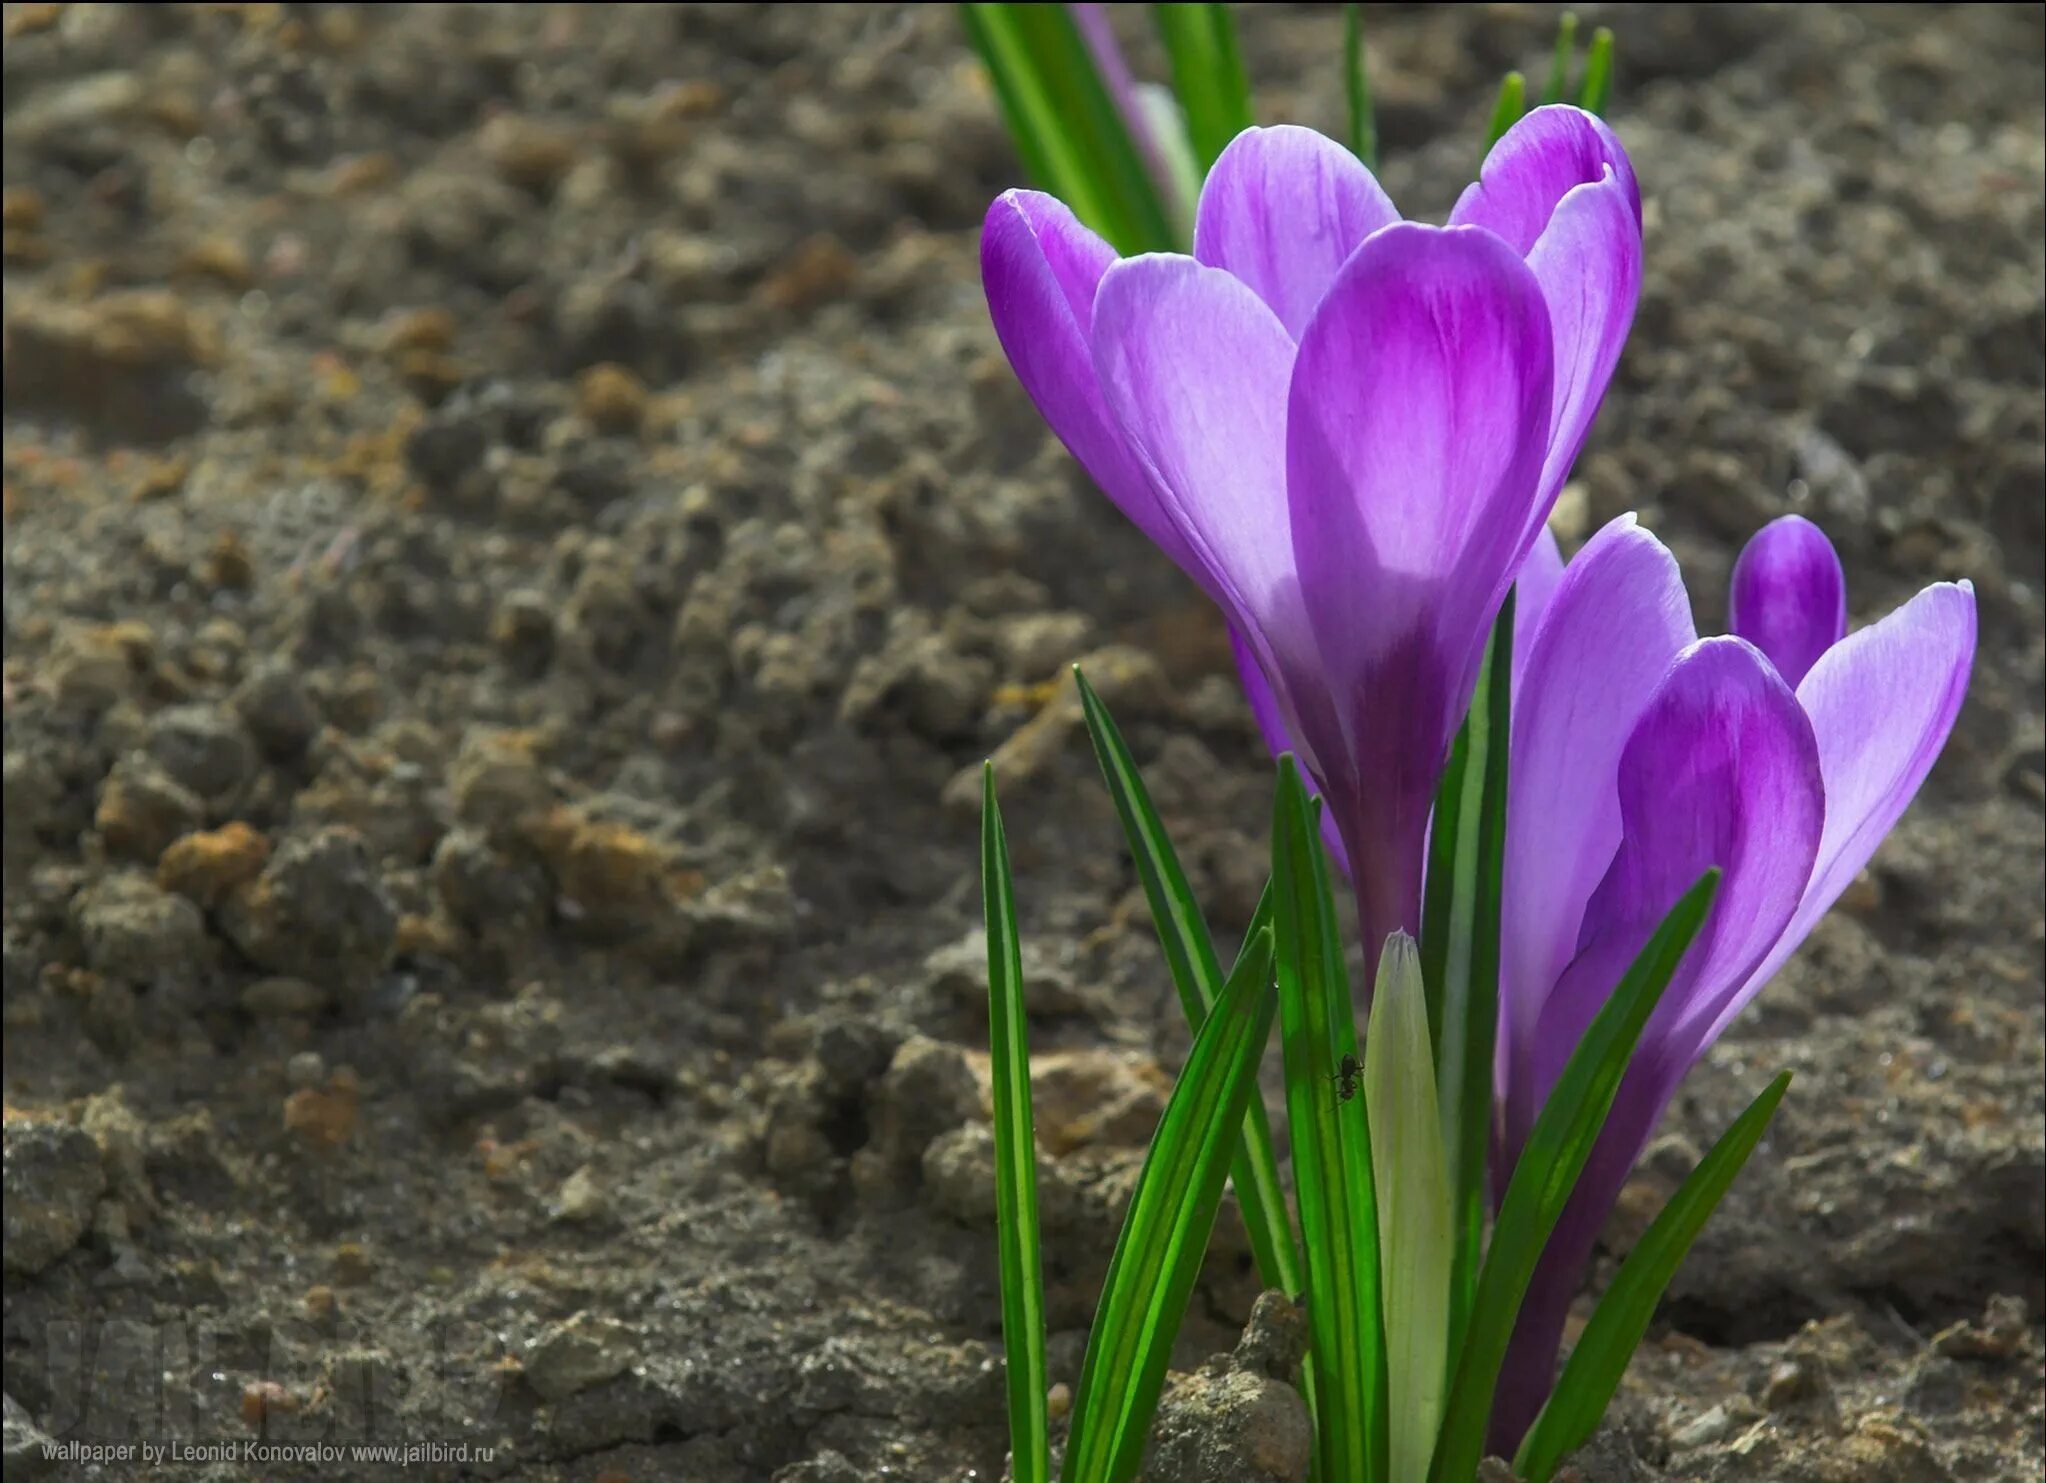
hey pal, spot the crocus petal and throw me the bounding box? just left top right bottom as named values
left=1193, top=125, right=1401, bottom=340
left=1499, top=516, right=1696, bottom=1137
left=1286, top=222, right=1555, bottom=959
left=1510, top=522, right=1567, bottom=685
left=1520, top=638, right=1824, bottom=1138
left=1728, top=515, right=1849, bottom=688
left=1696, top=580, right=1977, bottom=1055
left=1450, top=105, right=1641, bottom=257
left=981, top=192, right=1205, bottom=585
left=1231, top=627, right=1350, bottom=876
left=1091, top=253, right=1310, bottom=676
left=1523, top=169, right=1641, bottom=512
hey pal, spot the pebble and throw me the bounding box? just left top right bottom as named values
left=523, top=1312, right=635, bottom=1401
left=157, top=822, right=270, bottom=908
left=575, top=363, right=648, bottom=434
left=2, top=1117, right=106, bottom=1275
left=95, top=754, right=205, bottom=863
left=241, top=976, right=331, bottom=1019
left=142, top=704, right=256, bottom=808
left=1144, top=1368, right=1312, bottom=1483
left=234, top=670, right=319, bottom=765
left=219, top=828, right=397, bottom=1004
left=71, top=873, right=209, bottom=986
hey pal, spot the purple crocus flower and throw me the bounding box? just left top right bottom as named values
left=1487, top=512, right=1977, bottom=1449
left=982, top=106, right=1642, bottom=966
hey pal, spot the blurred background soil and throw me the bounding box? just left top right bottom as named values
left=2, top=4, right=2041, bottom=1479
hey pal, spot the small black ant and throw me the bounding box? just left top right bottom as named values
left=1327, top=1053, right=1362, bottom=1104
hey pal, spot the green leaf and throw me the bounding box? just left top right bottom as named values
left=1428, top=869, right=1723, bottom=1483
left=1515, top=1070, right=1793, bottom=1482
left=1364, top=932, right=1451, bottom=1482
left=961, top=4, right=1179, bottom=255
left=1342, top=3, right=1377, bottom=171
left=982, top=765, right=1049, bottom=1483
left=1577, top=27, right=1615, bottom=115
left=1075, top=668, right=1302, bottom=1298
left=1062, top=925, right=1279, bottom=1483
left=1151, top=3, right=1254, bottom=175
left=1419, top=590, right=1515, bottom=1372
left=1273, top=757, right=1388, bottom=1483
left=1483, top=68, right=1526, bottom=153
left=1539, top=11, right=1580, bottom=106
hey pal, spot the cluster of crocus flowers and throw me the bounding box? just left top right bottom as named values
left=982, top=102, right=1975, bottom=1453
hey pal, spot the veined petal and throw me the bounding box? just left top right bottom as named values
left=981, top=192, right=1206, bottom=584
left=1193, top=125, right=1401, bottom=340
left=1499, top=517, right=1695, bottom=1144
left=1287, top=221, right=1555, bottom=956
left=1729, top=515, right=1849, bottom=688
left=1524, top=169, right=1641, bottom=512
left=1521, top=638, right=1823, bottom=1136
left=1091, top=253, right=1309, bottom=676
left=1698, top=580, right=1977, bottom=1055
left=1450, top=105, right=1641, bottom=257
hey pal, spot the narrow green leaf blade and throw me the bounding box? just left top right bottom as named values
left=1342, top=3, right=1378, bottom=171
left=1075, top=667, right=1303, bottom=1299
left=1515, top=1070, right=1793, bottom=1482
left=1151, top=2, right=1254, bottom=174
left=1577, top=27, right=1615, bottom=115
left=1273, top=757, right=1388, bottom=1483
left=1540, top=11, right=1580, bottom=106
left=1419, top=591, right=1515, bottom=1370
left=983, top=765, right=1049, bottom=1483
left=962, top=3, right=1179, bottom=254
left=1428, top=869, right=1722, bottom=1483
left=1364, top=932, right=1452, bottom=1482
left=1484, top=69, right=1526, bottom=153
left=1062, top=926, right=1279, bottom=1483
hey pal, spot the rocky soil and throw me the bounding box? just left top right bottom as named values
left=3, top=4, right=2042, bottom=1480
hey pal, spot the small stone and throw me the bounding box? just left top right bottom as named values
left=491, top=591, right=557, bottom=676
left=1762, top=1357, right=1822, bottom=1410
left=524, top=1313, right=635, bottom=1401
left=72, top=873, right=209, bottom=986
left=283, top=1070, right=359, bottom=1151
left=530, top=810, right=671, bottom=938
left=332, top=1242, right=375, bottom=1286
left=864, top=1035, right=980, bottom=1173
left=575, top=362, right=647, bottom=434
left=450, top=734, right=553, bottom=837
left=1231, top=1292, right=1309, bottom=1381
left=144, top=704, right=256, bottom=808
left=1145, top=1367, right=1312, bottom=1483
left=920, top=1125, right=999, bottom=1225
left=219, top=828, right=397, bottom=1004
left=285, top=1052, right=328, bottom=1089
left=240, top=1380, right=296, bottom=1430
left=304, top=1285, right=338, bottom=1321
left=234, top=664, right=321, bottom=760
left=95, top=754, right=204, bottom=863
left=3, top=1118, right=107, bottom=1274
left=996, top=611, right=1092, bottom=680
left=431, top=828, right=550, bottom=936
left=479, top=114, right=580, bottom=192
left=158, top=822, right=270, bottom=908
left=50, top=624, right=147, bottom=712
left=1029, top=1049, right=1169, bottom=1156
left=552, top=1165, right=606, bottom=1223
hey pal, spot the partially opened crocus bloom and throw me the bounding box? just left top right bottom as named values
left=1488, top=512, right=1976, bottom=1449
left=982, top=105, right=1642, bottom=965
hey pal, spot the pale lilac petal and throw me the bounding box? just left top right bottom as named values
left=1728, top=515, right=1849, bottom=688
left=1449, top=105, right=1640, bottom=256
left=1091, top=253, right=1311, bottom=684
left=1698, top=580, right=1977, bottom=1054
left=1524, top=170, right=1641, bottom=511
left=1194, top=125, right=1401, bottom=339
left=1498, top=517, right=1696, bottom=1139
left=1518, top=638, right=1823, bottom=1142
left=1286, top=222, right=1555, bottom=958
left=981, top=192, right=1205, bottom=584
left=1510, top=523, right=1567, bottom=685
left=1231, top=627, right=1350, bottom=876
